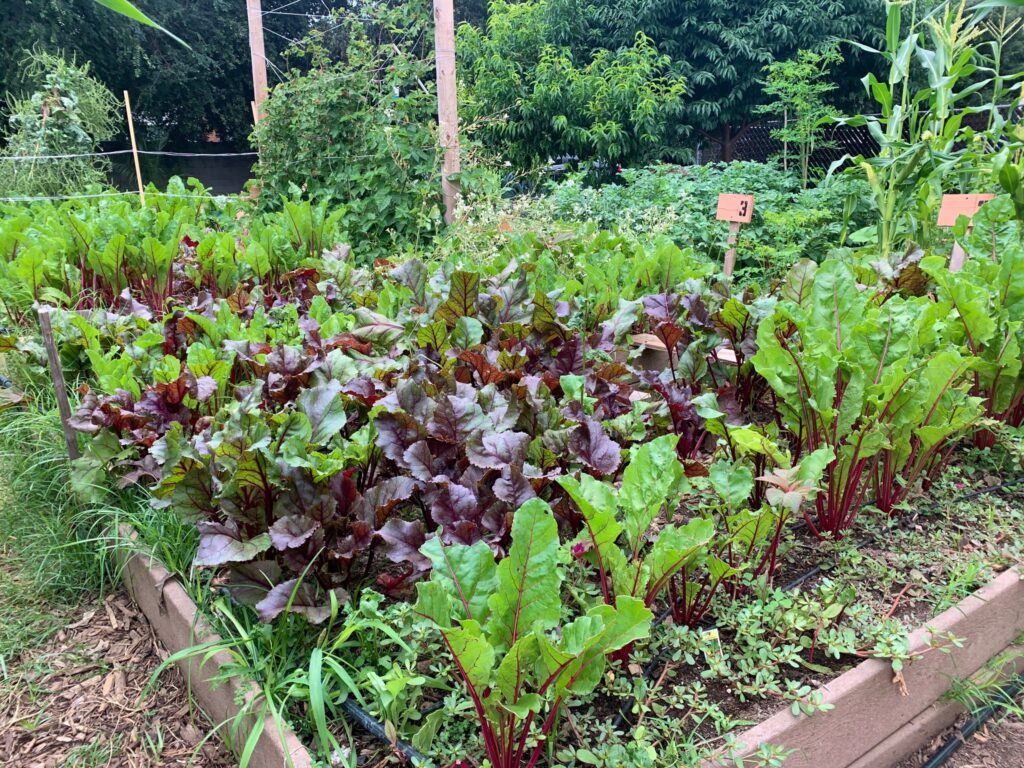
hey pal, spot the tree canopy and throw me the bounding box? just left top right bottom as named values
left=0, top=0, right=337, bottom=148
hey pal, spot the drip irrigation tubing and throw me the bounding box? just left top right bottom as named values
left=919, top=673, right=1024, bottom=768
left=610, top=475, right=1024, bottom=729
left=339, top=699, right=426, bottom=763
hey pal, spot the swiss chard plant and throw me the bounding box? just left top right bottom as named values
left=557, top=435, right=715, bottom=619
left=753, top=259, right=978, bottom=536
left=415, top=498, right=653, bottom=768
left=922, top=233, right=1024, bottom=448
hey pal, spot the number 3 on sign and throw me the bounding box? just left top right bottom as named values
left=716, top=194, right=754, bottom=223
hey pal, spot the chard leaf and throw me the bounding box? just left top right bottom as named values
left=442, top=620, right=494, bottom=694
left=487, top=498, right=563, bottom=651
left=269, top=515, right=320, bottom=550
left=420, top=537, right=498, bottom=624
left=643, top=518, right=715, bottom=601
left=254, top=578, right=348, bottom=624
left=538, top=596, right=652, bottom=697
left=494, top=633, right=540, bottom=702
left=568, top=417, right=621, bottom=476
left=709, top=460, right=753, bottom=510
left=377, top=518, right=429, bottom=571
left=435, top=271, right=480, bottom=326
left=467, top=431, right=531, bottom=470
left=557, top=473, right=621, bottom=553
left=619, top=435, right=685, bottom=553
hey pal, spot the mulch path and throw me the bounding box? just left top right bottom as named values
left=0, top=590, right=234, bottom=767
left=899, top=712, right=1024, bottom=768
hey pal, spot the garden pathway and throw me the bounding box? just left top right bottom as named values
left=0, top=589, right=232, bottom=767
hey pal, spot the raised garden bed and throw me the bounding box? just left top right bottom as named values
left=116, top=528, right=313, bottom=768
left=720, top=567, right=1024, bottom=768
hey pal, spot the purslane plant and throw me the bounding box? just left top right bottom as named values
left=415, top=498, right=653, bottom=768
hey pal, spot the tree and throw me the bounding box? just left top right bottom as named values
left=543, top=0, right=884, bottom=160
left=755, top=44, right=844, bottom=187
left=458, top=0, right=687, bottom=171
left=0, top=0, right=342, bottom=148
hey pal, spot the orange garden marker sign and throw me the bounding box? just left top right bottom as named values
left=938, top=194, right=994, bottom=272
left=716, top=194, right=754, bottom=276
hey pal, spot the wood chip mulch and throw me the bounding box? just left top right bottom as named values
left=0, top=590, right=235, bottom=767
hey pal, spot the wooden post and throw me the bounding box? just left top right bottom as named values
left=246, top=0, right=269, bottom=120
left=715, top=194, right=754, bottom=276
left=724, top=222, right=741, bottom=276
left=433, top=0, right=461, bottom=223
left=37, top=306, right=80, bottom=461
left=123, top=91, right=145, bottom=206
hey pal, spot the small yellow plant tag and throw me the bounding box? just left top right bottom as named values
left=700, top=627, right=724, bottom=664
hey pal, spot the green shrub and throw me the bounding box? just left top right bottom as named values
left=458, top=0, right=685, bottom=172
left=252, top=2, right=442, bottom=259
left=0, top=50, right=118, bottom=198
left=538, top=162, right=871, bottom=282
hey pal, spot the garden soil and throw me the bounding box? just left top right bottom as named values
left=0, top=590, right=233, bottom=767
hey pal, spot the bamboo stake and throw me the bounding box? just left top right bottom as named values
left=37, top=306, right=80, bottom=461
left=123, top=91, right=145, bottom=206
left=251, top=100, right=259, bottom=126
left=723, top=222, right=741, bottom=276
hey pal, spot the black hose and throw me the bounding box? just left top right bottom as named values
left=340, top=698, right=426, bottom=764
left=611, top=476, right=1024, bottom=729
left=919, top=673, right=1024, bottom=768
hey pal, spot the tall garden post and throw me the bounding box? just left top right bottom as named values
left=37, top=306, right=79, bottom=461
left=938, top=194, right=994, bottom=272
left=433, top=0, right=461, bottom=223
left=246, top=0, right=269, bottom=120
left=716, top=193, right=755, bottom=276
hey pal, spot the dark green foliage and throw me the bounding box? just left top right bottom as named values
left=253, top=3, right=443, bottom=257
left=0, top=0, right=339, bottom=148
left=542, top=0, right=884, bottom=159
left=458, top=0, right=686, bottom=171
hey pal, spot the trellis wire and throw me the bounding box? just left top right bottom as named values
left=0, top=149, right=259, bottom=162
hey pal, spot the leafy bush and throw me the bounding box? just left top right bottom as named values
left=458, top=0, right=685, bottom=171
left=539, top=163, right=871, bottom=281
left=0, top=50, right=118, bottom=197
left=253, top=2, right=442, bottom=259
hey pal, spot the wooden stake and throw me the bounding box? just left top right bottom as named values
left=949, top=241, right=968, bottom=273
left=724, top=221, right=741, bottom=276
left=433, top=0, right=461, bottom=223
left=251, top=99, right=259, bottom=127
left=37, top=306, right=80, bottom=461
left=246, top=0, right=269, bottom=120
left=123, top=91, right=145, bottom=206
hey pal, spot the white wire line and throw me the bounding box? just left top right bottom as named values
left=0, top=191, right=232, bottom=203
left=0, top=149, right=259, bottom=162
left=263, top=0, right=307, bottom=14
